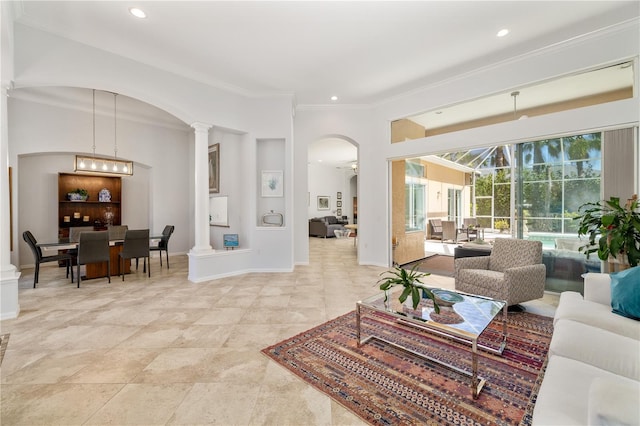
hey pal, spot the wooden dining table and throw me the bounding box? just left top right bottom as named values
left=38, top=235, right=163, bottom=280
left=38, top=238, right=128, bottom=279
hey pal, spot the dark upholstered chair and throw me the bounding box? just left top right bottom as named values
left=67, top=226, right=94, bottom=260
left=69, top=226, right=94, bottom=243
left=22, top=231, right=74, bottom=288
left=150, top=225, right=174, bottom=268
left=119, top=229, right=150, bottom=280
left=454, top=238, right=546, bottom=307
left=308, top=217, right=345, bottom=238
left=77, top=231, right=110, bottom=287
left=107, top=225, right=128, bottom=240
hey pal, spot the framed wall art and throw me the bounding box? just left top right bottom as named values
left=337, top=192, right=342, bottom=200
left=223, top=233, right=239, bottom=249
left=261, top=170, right=283, bottom=197
left=337, top=208, right=342, bottom=216
left=337, top=200, right=342, bottom=207
left=317, top=196, right=330, bottom=210
left=208, top=143, right=220, bottom=193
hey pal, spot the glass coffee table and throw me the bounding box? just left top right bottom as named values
left=356, top=286, right=507, bottom=399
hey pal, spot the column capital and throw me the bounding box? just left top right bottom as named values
left=191, top=122, right=213, bottom=132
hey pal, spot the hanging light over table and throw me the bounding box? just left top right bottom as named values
left=75, top=89, right=133, bottom=176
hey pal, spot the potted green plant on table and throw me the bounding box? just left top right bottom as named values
left=377, top=264, right=440, bottom=313
left=575, top=195, right=640, bottom=268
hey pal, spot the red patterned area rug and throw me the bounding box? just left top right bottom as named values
left=262, top=310, right=553, bottom=425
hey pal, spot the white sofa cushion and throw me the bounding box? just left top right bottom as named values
left=550, top=319, right=640, bottom=380
left=532, top=356, right=639, bottom=426
left=583, top=272, right=612, bottom=306
left=587, top=377, right=640, bottom=426
left=554, top=291, right=640, bottom=341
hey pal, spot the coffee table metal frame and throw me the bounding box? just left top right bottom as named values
left=356, top=287, right=507, bottom=399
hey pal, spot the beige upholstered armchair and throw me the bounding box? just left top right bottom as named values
left=454, top=238, right=546, bottom=307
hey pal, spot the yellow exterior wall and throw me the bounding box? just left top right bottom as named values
left=391, top=119, right=425, bottom=144
left=392, top=158, right=473, bottom=258
left=391, top=160, right=427, bottom=265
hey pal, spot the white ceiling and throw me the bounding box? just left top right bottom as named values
left=12, top=1, right=639, bottom=106
left=308, top=138, right=357, bottom=168
left=9, top=1, right=639, bottom=165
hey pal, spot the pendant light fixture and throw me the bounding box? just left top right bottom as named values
left=511, top=91, right=519, bottom=120
left=75, top=89, right=133, bottom=176
left=511, top=90, right=528, bottom=121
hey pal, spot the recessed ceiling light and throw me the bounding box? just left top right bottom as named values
left=129, top=7, right=147, bottom=19
left=330, top=96, right=338, bottom=101
left=497, top=29, right=509, bottom=37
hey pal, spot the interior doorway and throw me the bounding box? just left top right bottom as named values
left=307, top=136, right=359, bottom=265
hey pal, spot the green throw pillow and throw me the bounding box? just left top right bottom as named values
left=610, top=266, right=640, bottom=321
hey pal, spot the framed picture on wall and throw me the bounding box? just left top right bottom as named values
left=208, top=143, right=220, bottom=193
left=317, top=196, right=330, bottom=210
left=337, top=192, right=342, bottom=200
left=337, top=208, right=342, bottom=216
left=337, top=200, right=342, bottom=207
left=261, top=170, right=284, bottom=197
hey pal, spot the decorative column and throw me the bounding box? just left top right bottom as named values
left=190, top=122, right=213, bottom=253
left=0, top=85, right=20, bottom=319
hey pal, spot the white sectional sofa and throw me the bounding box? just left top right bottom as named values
left=532, top=272, right=640, bottom=425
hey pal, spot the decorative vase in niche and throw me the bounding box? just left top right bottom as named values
left=104, top=207, right=114, bottom=226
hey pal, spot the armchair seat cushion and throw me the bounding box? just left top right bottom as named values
left=457, top=269, right=505, bottom=292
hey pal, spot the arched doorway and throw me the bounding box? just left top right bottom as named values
left=307, top=136, right=359, bottom=263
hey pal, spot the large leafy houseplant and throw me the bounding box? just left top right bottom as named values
left=377, top=264, right=440, bottom=313
left=575, top=195, right=640, bottom=267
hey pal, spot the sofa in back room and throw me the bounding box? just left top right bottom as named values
left=309, top=216, right=346, bottom=238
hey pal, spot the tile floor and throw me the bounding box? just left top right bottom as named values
left=1, top=237, right=558, bottom=425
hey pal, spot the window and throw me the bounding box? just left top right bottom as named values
left=518, top=133, right=601, bottom=234
left=405, top=161, right=426, bottom=232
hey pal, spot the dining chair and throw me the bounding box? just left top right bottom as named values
left=107, top=225, right=128, bottom=241
left=69, top=226, right=94, bottom=243
left=119, top=229, right=150, bottom=281
left=150, top=225, right=174, bottom=269
left=76, top=231, right=110, bottom=287
left=22, top=231, right=74, bottom=288
left=67, top=226, right=94, bottom=261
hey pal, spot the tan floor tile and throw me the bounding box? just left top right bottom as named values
left=3, top=237, right=559, bottom=425
left=84, top=383, right=192, bottom=425
left=67, top=348, right=160, bottom=383
left=2, top=349, right=105, bottom=384
left=131, top=347, right=220, bottom=383
left=1, top=383, right=124, bottom=425
left=167, top=382, right=260, bottom=425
